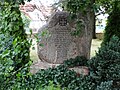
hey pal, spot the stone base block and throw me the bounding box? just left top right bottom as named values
left=30, top=61, right=60, bottom=74
left=30, top=61, right=89, bottom=76
left=69, top=66, right=89, bottom=76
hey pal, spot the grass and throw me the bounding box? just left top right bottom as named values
left=30, top=39, right=102, bottom=61
left=30, top=39, right=39, bottom=63
left=90, top=39, right=102, bottom=57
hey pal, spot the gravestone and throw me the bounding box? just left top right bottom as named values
left=37, top=11, right=80, bottom=64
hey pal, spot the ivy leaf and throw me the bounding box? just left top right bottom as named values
left=39, top=43, right=44, bottom=47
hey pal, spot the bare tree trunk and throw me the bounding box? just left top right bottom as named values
left=92, top=0, right=97, bottom=39
left=93, top=14, right=97, bottom=39
left=77, top=5, right=94, bottom=59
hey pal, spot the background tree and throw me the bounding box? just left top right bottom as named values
left=61, top=0, right=120, bottom=58
left=58, top=0, right=96, bottom=59
left=102, top=1, right=120, bottom=44
left=92, top=0, right=118, bottom=39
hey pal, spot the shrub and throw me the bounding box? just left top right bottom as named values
left=63, top=56, right=88, bottom=67
left=0, top=2, right=120, bottom=88
left=1, top=35, right=120, bottom=90
left=4, top=56, right=88, bottom=90
left=31, top=65, right=77, bottom=88
left=0, top=2, right=31, bottom=70
left=88, top=36, right=120, bottom=89
left=39, top=81, right=62, bottom=90
left=96, top=81, right=113, bottom=90
left=28, top=56, right=96, bottom=90
left=0, top=2, right=32, bottom=89
left=103, top=1, right=120, bottom=43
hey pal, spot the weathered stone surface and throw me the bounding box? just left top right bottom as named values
left=69, top=66, right=89, bottom=76
left=37, top=11, right=82, bottom=64
left=30, top=61, right=60, bottom=74
left=30, top=61, right=89, bottom=75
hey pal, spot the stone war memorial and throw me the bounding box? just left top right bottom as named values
left=37, top=11, right=85, bottom=64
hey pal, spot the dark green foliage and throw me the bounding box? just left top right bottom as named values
left=0, top=0, right=31, bottom=4
left=0, top=1, right=32, bottom=89
left=21, top=13, right=31, bottom=33
left=66, top=76, right=95, bottom=90
left=103, top=1, right=120, bottom=43
left=0, top=34, right=13, bottom=53
left=0, top=56, right=89, bottom=90
left=88, top=36, right=120, bottom=89
left=0, top=65, right=31, bottom=90
left=89, top=36, right=120, bottom=80
left=1, top=36, right=120, bottom=89
left=0, top=2, right=31, bottom=70
left=0, top=1, right=120, bottom=89
left=62, top=0, right=91, bottom=36
left=13, top=56, right=90, bottom=90
left=31, top=66, right=77, bottom=89
left=1, top=35, right=120, bottom=90
left=63, top=0, right=90, bottom=13
left=96, top=81, right=113, bottom=90
left=63, top=56, right=88, bottom=67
